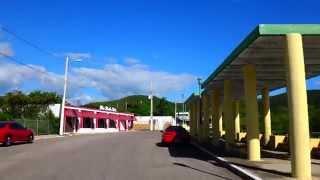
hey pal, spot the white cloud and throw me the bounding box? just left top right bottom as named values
left=104, top=57, right=117, bottom=64
left=67, top=93, right=96, bottom=106
left=65, top=52, right=91, bottom=60
left=0, top=42, right=14, bottom=56
left=71, top=62, right=196, bottom=100
left=0, top=56, right=196, bottom=103
left=124, top=57, right=140, bottom=65
left=0, top=61, right=63, bottom=93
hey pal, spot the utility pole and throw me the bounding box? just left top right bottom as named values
left=59, top=56, right=82, bottom=136
left=149, top=82, right=154, bottom=131
left=181, top=93, right=185, bottom=126
left=174, top=101, right=177, bottom=126
left=197, top=78, right=202, bottom=97
left=59, top=56, right=69, bottom=136
left=197, top=78, right=202, bottom=129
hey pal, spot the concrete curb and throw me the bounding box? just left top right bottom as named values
left=191, top=142, right=262, bottom=180
left=34, top=135, right=64, bottom=141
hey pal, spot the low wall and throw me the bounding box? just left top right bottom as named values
left=77, top=128, right=119, bottom=134
left=268, top=135, right=320, bottom=152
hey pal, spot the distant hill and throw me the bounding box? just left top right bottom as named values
left=239, top=90, right=320, bottom=135
left=84, top=95, right=183, bottom=116
left=84, top=90, right=320, bottom=136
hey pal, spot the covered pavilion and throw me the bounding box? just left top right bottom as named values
left=186, top=24, right=320, bottom=179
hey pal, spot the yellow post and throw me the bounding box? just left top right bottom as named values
left=212, top=89, right=222, bottom=144
left=201, top=92, right=209, bottom=142
left=196, top=96, right=201, bottom=141
left=262, top=86, right=272, bottom=146
left=234, top=100, right=240, bottom=141
left=223, top=80, right=235, bottom=148
left=188, top=102, right=193, bottom=136
left=218, top=106, right=223, bottom=137
left=192, top=101, right=197, bottom=137
left=243, top=64, right=261, bottom=161
left=285, top=33, right=311, bottom=179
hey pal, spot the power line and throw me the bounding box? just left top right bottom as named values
left=0, top=25, right=59, bottom=59
left=0, top=52, right=51, bottom=76
left=0, top=25, right=110, bottom=69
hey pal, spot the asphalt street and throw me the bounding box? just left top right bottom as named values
left=0, top=131, right=241, bottom=180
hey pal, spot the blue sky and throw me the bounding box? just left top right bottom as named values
left=0, top=0, right=320, bottom=104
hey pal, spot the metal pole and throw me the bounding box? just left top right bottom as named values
left=182, top=93, right=185, bottom=126
left=36, top=118, right=39, bottom=135
left=59, top=56, right=69, bottom=136
left=197, top=78, right=202, bottom=136
left=150, top=82, right=154, bottom=131
left=48, top=118, right=50, bottom=135
left=174, top=101, right=177, bottom=126
left=197, top=78, right=202, bottom=98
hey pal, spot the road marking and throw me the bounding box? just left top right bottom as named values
left=191, top=142, right=262, bottom=180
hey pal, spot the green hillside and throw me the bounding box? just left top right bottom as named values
left=84, top=90, right=320, bottom=136
left=238, top=90, right=320, bottom=136
left=84, top=95, right=184, bottom=116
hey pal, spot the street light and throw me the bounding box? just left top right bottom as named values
left=149, top=81, right=154, bottom=131
left=59, top=56, right=82, bottom=136
left=197, top=78, right=202, bottom=97
left=196, top=77, right=202, bottom=130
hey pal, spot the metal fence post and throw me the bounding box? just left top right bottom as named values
left=48, top=118, right=50, bottom=135
left=36, top=118, right=39, bottom=135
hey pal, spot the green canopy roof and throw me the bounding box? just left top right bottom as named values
left=202, top=24, right=320, bottom=98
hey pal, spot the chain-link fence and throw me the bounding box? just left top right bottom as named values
left=15, top=118, right=59, bottom=136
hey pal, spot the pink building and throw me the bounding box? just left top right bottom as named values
left=63, top=106, right=135, bottom=134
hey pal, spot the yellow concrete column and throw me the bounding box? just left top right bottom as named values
left=262, top=86, right=272, bottom=146
left=234, top=100, right=240, bottom=140
left=285, top=33, right=311, bottom=179
left=201, top=92, right=209, bottom=142
left=212, top=89, right=222, bottom=144
left=192, top=101, right=196, bottom=137
left=223, top=80, right=235, bottom=148
left=196, top=96, right=202, bottom=141
left=219, top=105, right=223, bottom=137
left=194, top=98, right=198, bottom=137
left=218, top=106, right=223, bottom=137
left=243, top=64, right=261, bottom=161
left=188, top=102, right=193, bottom=136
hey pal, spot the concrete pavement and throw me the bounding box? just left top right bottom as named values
left=0, top=131, right=241, bottom=180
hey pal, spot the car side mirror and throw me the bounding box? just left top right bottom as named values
left=160, top=130, right=164, bottom=133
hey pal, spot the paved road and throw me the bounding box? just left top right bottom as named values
left=0, top=131, right=241, bottom=180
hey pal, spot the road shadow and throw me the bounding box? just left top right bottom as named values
left=156, top=142, right=215, bottom=161
left=1, top=141, right=31, bottom=147
left=155, top=142, right=237, bottom=179
left=173, top=162, right=234, bottom=180
left=156, top=141, right=293, bottom=178
left=197, top=142, right=294, bottom=178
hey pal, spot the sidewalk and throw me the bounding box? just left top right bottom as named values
left=34, top=134, right=63, bottom=140
left=224, top=156, right=320, bottom=179
left=195, top=140, right=320, bottom=179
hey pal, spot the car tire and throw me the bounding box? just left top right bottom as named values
left=28, top=134, right=34, bottom=143
left=4, top=136, right=12, bottom=147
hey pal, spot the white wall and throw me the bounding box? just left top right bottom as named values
left=135, top=116, right=174, bottom=131
left=48, top=104, right=61, bottom=118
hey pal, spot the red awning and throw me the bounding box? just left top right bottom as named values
left=80, top=110, right=95, bottom=118
left=118, top=114, right=133, bottom=121
left=64, top=109, right=79, bottom=117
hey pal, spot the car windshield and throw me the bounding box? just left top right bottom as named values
left=0, top=122, right=6, bottom=128
left=10, top=122, right=25, bottom=129
left=165, top=126, right=184, bottom=131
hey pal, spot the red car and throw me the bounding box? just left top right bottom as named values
left=0, top=121, right=34, bottom=146
left=161, top=126, right=190, bottom=144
